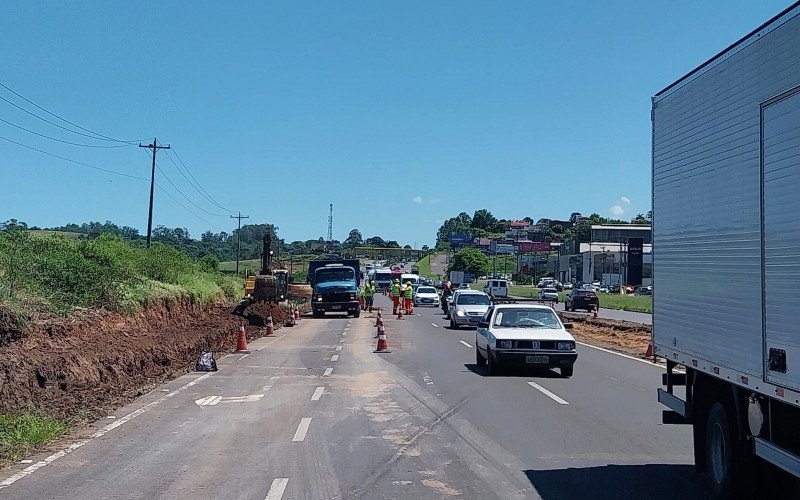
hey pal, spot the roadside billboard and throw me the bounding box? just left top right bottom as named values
left=490, top=240, right=516, bottom=254
left=519, top=241, right=551, bottom=252
left=449, top=233, right=473, bottom=244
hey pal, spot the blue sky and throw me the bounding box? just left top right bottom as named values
left=0, top=1, right=790, bottom=247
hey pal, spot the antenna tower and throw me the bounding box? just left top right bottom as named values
left=327, top=203, right=333, bottom=243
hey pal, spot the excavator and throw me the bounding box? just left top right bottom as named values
left=233, top=233, right=289, bottom=315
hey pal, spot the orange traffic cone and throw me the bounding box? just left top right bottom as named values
left=374, top=325, right=391, bottom=353
left=646, top=343, right=654, bottom=358
left=266, top=315, right=274, bottom=335
left=236, top=323, right=250, bottom=353
left=593, top=307, right=599, bottom=319
left=375, top=315, right=384, bottom=327
left=294, top=308, right=301, bottom=322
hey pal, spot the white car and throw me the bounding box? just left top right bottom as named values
left=539, top=287, right=559, bottom=303
left=449, top=290, right=491, bottom=329
left=475, top=304, right=577, bottom=377
left=414, top=286, right=440, bottom=307
left=563, top=282, right=573, bottom=290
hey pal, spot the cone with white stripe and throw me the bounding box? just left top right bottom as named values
left=374, top=325, right=391, bottom=353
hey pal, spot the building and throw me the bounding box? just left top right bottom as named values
left=557, top=225, right=652, bottom=286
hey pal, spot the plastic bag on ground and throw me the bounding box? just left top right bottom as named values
left=195, top=349, right=218, bottom=372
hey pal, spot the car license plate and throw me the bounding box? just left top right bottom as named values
left=469, top=317, right=480, bottom=322
left=331, top=305, right=341, bottom=310
left=526, top=355, right=549, bottom=364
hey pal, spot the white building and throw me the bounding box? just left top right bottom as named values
left=557, top=225, right=652, bottom=286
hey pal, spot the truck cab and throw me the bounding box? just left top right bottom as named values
left=309, top=262, right=360, bottom=318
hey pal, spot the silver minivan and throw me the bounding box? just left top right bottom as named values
left=483, top=279, right=508, bottom=298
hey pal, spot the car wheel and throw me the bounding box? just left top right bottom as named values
left=476, top=346, right=486, bottom=367
left=353, top=309, right=360, bottom=318
left=486, top=347, right=498, bottom=376
left=450, top=318, right=459, bottom=329
left=560, top=366, right=573, bottom=377
left=570, top=304, right=575, bottom=312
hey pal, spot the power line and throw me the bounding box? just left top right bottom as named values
left=0, top=81, right=146, bottom=144
left=0, top=116, right=131, bottom=148
left=164, top=148, right=233, bottom=213
left=154, top=184, right=220, bottom=231
left=0, top=134, right=147, bottom=180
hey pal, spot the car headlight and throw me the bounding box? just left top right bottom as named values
left=456, top=310, right=465, bottom=317
left=317, top=296, right=323, bottom=302
left=350, top=293, right=356, bottom=300
left=557, top=342, right=575, bottom=350
left=498, top=340, right=513, bottom=349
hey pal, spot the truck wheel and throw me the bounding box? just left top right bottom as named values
left=353, top=309, right=360, bottom=318
left=476, top=346, right=486, bottom=367
left=705, top=402, right=753, bottom=498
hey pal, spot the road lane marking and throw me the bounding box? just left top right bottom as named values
left=265, top=478, right=289, bottom=500
left=339, top=338, right=345, bottom=343
left=526, top=381, right=569, bottom=405
left=237, top=353, right=250, bottom=361
left=0, top=372, right=213, bottom=489
left=331, top=354, right=339, bottom=362
left=292, top=418, right=312, bottom=442
left=323, top=367, right=333, bottom=377
left=431, top=323, right=439, bottom=328
left=262, top=376, right=280, bottom=391
left=195, top=394, right=263, bottom=406
left=311, top=387, right=325, bottom=401
left=335, top=345, right=343, bottom=351
left=459, top=340, right=472, bottom=348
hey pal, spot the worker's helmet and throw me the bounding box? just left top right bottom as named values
left=394, top=279, right=399, bottom=283
left=370, top=280, right=375, bottom=285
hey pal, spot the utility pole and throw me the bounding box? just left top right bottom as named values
left=139, top=138, right=171, bottom=248
left=230, top=212, right=250, bottom=275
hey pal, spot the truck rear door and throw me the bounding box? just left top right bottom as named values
left=762, top=87, right=800, bottom=390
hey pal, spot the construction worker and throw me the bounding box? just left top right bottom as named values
left=404, top=280, right=414, bottom=314
left=358, top=286, right=365, bottom=311
left=365, top=280, right=375, bottom=310
left=391, top=278, right=401, bottom=314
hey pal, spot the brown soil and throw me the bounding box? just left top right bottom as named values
left=0, top=299, right=291, bottom=422
left=558, top=311, right=652, bottom=359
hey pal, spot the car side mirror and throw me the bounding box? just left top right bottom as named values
left=563, top=322, right=573, bottom=330
left=478, top=322, right=489, bottom=328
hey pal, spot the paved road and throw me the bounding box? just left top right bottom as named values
left=1, top=294, right=700, bottom=499
left=551, top=301, right=652, bottom=325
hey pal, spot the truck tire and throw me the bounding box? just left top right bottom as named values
left=353, top=309, right=360, bottom=318
left=705, top=402, right=754, bottom=498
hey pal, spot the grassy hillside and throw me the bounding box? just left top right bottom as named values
left=0, top=230, right=242, bottom=327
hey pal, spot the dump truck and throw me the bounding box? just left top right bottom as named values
left=308, top=259, right=361, bottom=318
left=653, top=3, right=800, bottom=496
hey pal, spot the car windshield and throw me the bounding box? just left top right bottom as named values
left=456, top=294, right=490, bottom=305
left=493, top=308, right=561, bottom=328
left=316, top=268, right=355, bottom=283
left=417, top=287, right=436, bottom=294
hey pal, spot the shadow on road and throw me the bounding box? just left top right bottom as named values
left=463, top=364, right=563, bottom=378
left=524, top=464, right=707, bottom=500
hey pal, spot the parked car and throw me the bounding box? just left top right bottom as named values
left=608, top=284, right=620, bottom=294
left=598, top=286, right=609, bottom=293
left=414, top=286, right=440, bottom=307
left=564, top=289, right=599, bottom=312
left=624, top=285, right=635, bottom=294
left=449, top=290, right=491, bottom=329
left=635, top=285, right=653, bottom=296
left=539, top=287, right=559, bottom=303
left=475, top=303, right=577, bottom=377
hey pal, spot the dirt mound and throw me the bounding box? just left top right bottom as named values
left=558, top=312, right=651, bottom=358
left=559, top=311, right=651, bottom=333
left=0, top=300, right=287, bottom=421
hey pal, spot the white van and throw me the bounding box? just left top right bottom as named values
left=400, top=273, right=420, bottom=292
left=483, top=279, right=508, bottom=298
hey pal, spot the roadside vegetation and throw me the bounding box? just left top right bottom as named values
left=0, top=412, right=67, bottom=464
left=472, top=281, right=653, bottom=313
left=0, top=228, right=242, bottom=329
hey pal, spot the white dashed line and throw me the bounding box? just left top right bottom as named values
left=265, top=478, right=289, bottom=500
left=339, top=338, right=345, bottom=343
left=459, top=340, right=473, bottom=348
left=311, top=387, right=325, bottom=401
left=238, top=353, right=250, bottom=361
left=526, top=381, right=569, bottom=405
left=323, top=367, right=333, bottom=377
left=335, top=345, right=342, bottom=351
left=262, top=376, right=280, bottom=392
left=331, top=354, right=339, bottom=362
left=292, top=418, right=312, bottom=442
left=431, top=323, right=439, bottom=328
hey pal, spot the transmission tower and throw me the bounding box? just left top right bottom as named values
left=327, top=203, right=333, bottom=243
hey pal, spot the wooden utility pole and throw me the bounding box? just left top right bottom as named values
left=230, top=212, right=250, bottom=275
left=139, top=138, right=171, bottom=248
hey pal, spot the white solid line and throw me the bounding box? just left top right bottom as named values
left=527, top=381, right=570, bottom=405
left=459, top=340, right=473, bottom=348
left=0, top=372, right=213, bottom=489
left=575, top=341, right=663, bottom=368
left=265, top=478, right=289, bottom=500
left=238, top=353, right=250, bottom=361
left=331, top=354, right=339, bottom=362
left=335, top=345, right=343, bottom=351
left=431, top=323, right=439, bottom=328
left=292, top=418, right=312, bottom=442
left=323, top=367, right=333, bottom=377
left=311, top=387, right=325, bottom=401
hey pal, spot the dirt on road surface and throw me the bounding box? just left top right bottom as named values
left=0, top=299, right=292, bottom=423
left=559, top=311, right=652, bottom=359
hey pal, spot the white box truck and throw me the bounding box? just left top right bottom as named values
left=653, top=2, right=800, bottom=496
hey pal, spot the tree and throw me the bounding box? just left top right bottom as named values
left=364, top=236, right=387, bottom=247
left=631, top=213, right=650, bottom=224
left=421, top=244, right=430, bottom=252
left=403, top=244, right=412, bottom=249
left=343, top=228, right=363, bottom=248
left=471, top=209, right=498, bottom=232
left=448, top=248, right=489, bottom=277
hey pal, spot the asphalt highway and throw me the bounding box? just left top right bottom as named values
left=1, top=294, right=701, bottom=499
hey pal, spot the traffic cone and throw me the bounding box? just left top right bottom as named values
left=374, top=315, right=383, bottom=327
left=593, top=306, right=599, bottom=319
left=236, top=323, right=250, bottom=353
left=266, top=315, right=274, bottom=335
left=646, top=343, right=654, bottom=358
left=294, top=308, right=301, bottom=322
left=397, top=308, right=404, bottom=320
left=374, top=325, right=391, bottom=353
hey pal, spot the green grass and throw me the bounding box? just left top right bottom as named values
left=219, top=258, right=260, bottom=273
left=414, top=254, right=433, bottom=278
left=471, top=281, right=652, bottom=313
left=0, top=412, right=67, bottom=464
